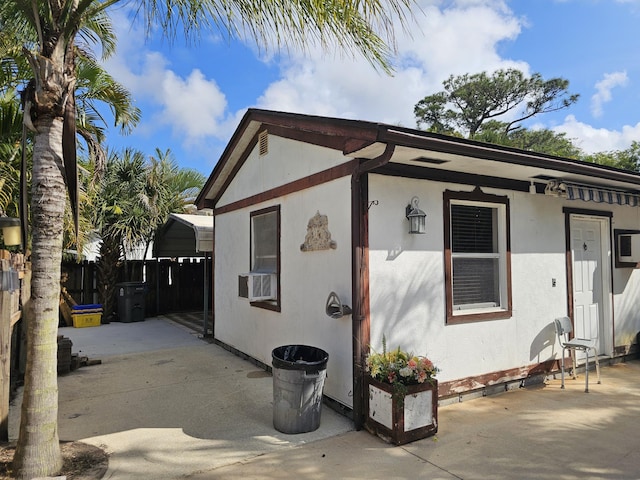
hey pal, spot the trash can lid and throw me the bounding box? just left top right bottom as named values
left=72, top=304, right=103, bottom=310
left=272, top=345, right=329, bottom=372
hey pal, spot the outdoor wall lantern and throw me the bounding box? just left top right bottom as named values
left=406, top=196, right=426, bottom=234
left=0, top=216, right=21, bottom=246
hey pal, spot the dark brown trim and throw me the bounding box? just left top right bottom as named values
left=562, top=206, right=613, bottom=218
left=215, top=160, right=358, bottom=215
left=248, top=109, right=381, bottom=144
left=379, top=127, right=640, bottom=186
left=351, top=173, right=369, bottom=430
left=198, top=108, right=640, bottom=209
left=438, top=359, right=556, bottom=398
left=377, top=162, right=538, bottom=194
left=563, top=209, right=615, bottom=347
left=564, top=212, right=574, bottom=321
left=355, top=143, right=396, bottom=175
left=443, top=188, right=512, bottom=325
left=267, top=124, right=349, bottom=151
left=563, top=207, right=613, bottom=321
left=196, top=119, right=259, bottom=208
left=212, top=216, right=216, bottom=337
left=351, top=145, right=394, bottom=431
left=249, top=205, right=281, bottom=312
left=212, top=132, right=261, bottom=209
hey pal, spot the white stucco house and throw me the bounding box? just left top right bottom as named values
left=195, top=109, right=640, bottom=428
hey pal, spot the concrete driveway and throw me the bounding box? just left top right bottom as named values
left=10, top=316, right=640, bottom=479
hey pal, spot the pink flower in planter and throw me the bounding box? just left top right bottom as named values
left=365, top=335, right=439, bottom=388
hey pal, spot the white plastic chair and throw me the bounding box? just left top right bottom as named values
left=554, top=316, right=601, bottom=392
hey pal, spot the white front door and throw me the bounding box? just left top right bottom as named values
left=570, top=216, right=607, bottom=354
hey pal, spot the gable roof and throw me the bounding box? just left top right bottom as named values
left=196, top=109, right=640, bottom=209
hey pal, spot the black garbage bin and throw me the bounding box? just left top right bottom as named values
left=115, top=282, right=146, bottom=323
left=272, top=345, right=329, bottom=434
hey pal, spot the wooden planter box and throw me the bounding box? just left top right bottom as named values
left=365, top=377, right=438, bottom=445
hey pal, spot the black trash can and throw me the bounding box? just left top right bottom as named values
left=115, top=282, right=146, bottom=323
left=272, top=345, right=329, bottom=434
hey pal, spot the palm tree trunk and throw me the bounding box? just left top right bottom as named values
left=12, top=116, right=65, bottom=478
left=97, top=232, right=121, bottom=321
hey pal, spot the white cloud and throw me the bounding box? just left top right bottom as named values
left=555, top=114, right=640, bottom=153
left=101, top=0, right=639, bottom=164
left=257, top=1, right=526, bottom=127
left=103, top=0, right=529, bottom=147
left=103, top=9, right=238, bottom=147
left=591, top=71, right=629, bottom=118
left=157, top=69, right=227, bottom=141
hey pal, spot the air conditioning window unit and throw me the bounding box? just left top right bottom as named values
left=246, top=272, right=277, bottom=301
left=618, top=233, right=640, bottom=263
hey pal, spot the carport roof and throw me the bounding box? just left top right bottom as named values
left=153, top=213, right=213, bottom=258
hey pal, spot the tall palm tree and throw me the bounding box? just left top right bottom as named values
left=1, top=12, right=140, bottom=253
left=0, top=1, right=415, bottom=477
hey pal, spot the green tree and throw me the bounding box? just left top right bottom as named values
left=414, top=68, right=579, bottom=138
left=582, top=141, right=640, bottom=172
left=1, top=0, right=414, bottom=475
left=473, top=120, right=582, bottom=158
left=0, top=91, right=28, bottom=218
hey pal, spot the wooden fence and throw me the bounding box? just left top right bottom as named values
left=61, top=258, right=212, bottom=319
left=0, top=251, right=28, bottom=441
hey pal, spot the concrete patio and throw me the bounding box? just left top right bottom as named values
left=9, top=315, right=640, bottom=479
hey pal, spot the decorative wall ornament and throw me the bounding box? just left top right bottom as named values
left=300, top=211, right=337, bottom=251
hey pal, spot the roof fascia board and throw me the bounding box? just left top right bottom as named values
left=196, top=109, right=384, bottom=208
left=195, top=109, right=257, bottom=208
left=378, top=128, right=640, bottom=187
left=378, top=162, right=536, bottom=193
left=196, top=109, right=640, bottom=210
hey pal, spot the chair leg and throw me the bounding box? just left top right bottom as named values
left=560, top=346, right=566, bottom=389
left=584, top=349, right=589, bottom=393
left=571, top=349, right=578, bottom=380
left=594, top=348, right=601, bottom=385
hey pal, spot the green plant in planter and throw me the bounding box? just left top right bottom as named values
left=365, top=336, right=439, bottom=403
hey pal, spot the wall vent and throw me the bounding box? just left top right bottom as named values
left=259, top=130, right=269, bottom=156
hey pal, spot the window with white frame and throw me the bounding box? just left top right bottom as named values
left=249, top=205, right=280, bottom=310
left=444, top=190, right=511, bottom=323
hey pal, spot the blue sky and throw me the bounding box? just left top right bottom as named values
left=102, top=0, right=640, bottom=176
